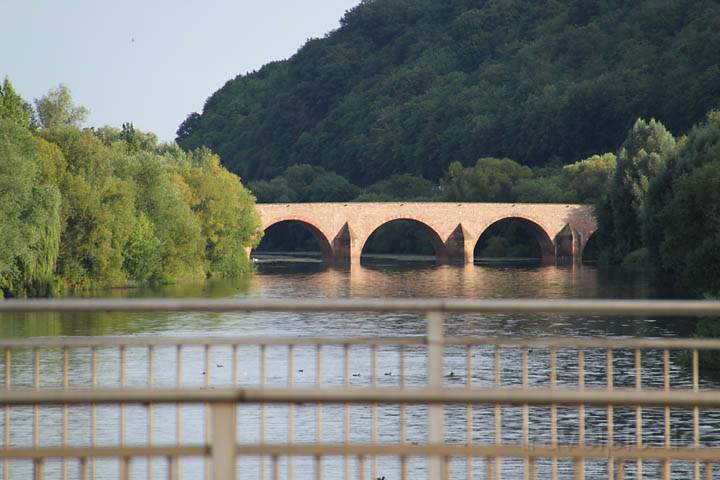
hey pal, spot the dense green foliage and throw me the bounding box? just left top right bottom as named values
left=0, top=80, right=262, bottom=297
left=356, top=174, right=437, bottom=201
left=249, top=164, right=360, bottom=203
left=642, top=111, right=720, bottom=295
left=0, top=119, right=62, bottom=296
left=255, top=156, right=613, bottom=205
left=177, top=0, right=720, bottom=186
left=598, top=119, right=677, bottom=263
left=593, top=111, right=720, bottom=299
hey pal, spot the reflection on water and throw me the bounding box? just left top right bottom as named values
left=0, top=257, right=708, bottom=479
left=0, top=258, right=685, bottom=339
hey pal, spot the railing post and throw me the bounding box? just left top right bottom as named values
left=427, top=310, right=444, bottom=480
left=211, top=402, right=236, bottom=480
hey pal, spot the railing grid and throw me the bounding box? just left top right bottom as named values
left=0, top=299, right=719, bottom=480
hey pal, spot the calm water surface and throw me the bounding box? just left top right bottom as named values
left=0, top=258, right=715, bottom=480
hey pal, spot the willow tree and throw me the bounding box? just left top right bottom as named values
left=0, top=118, right=62, bottom=296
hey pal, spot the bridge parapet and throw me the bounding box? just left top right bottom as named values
left=255, top=202, right=597, bottom=265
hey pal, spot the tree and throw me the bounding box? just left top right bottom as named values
left=173, top=149, right=262, bottom=276
left=441, top=158, right=532, bottom=202
left=601, top=119, right=676, bottom=263
left=645, top=110, right=720, bottom=293
left=356, top=174, right=437, bottom=201
left=561, top=153, right=616, bottom=204
left=0, top=78, right=32, bottom=128
left=34, top=84, right=88, bottom=130
left=110, top=146, right=204, bottom=282
left=512, top=176, right=567, bottom=203
left=0, top=118, right=62, bottom=297
left=660, top=162, right=720, bottom=293
left=248, top=164, right=360, bottom=203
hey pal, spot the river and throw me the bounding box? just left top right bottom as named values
left=0, top=257, right=716, bottom=480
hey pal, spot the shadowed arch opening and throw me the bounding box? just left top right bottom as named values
left=581, top=231, right=600, bottom=264
left=252, top=220, right=333, bottom=262
left=475, top=217, right=555, bottom=264
left=361, top=219, right=449, bottom=264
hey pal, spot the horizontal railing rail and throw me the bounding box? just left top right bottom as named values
left=0, top=297, right=719, bottom=315
left=4, top=387, right=720, bottom=408
left=1, top=298, right=719, bottom=480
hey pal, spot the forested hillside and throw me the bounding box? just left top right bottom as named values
left=177, top=0, right=720, bottom=185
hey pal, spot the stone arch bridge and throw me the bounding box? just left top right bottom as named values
left=255, top=203, right=597, bottom=265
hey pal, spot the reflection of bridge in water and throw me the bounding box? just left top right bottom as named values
left=255, top=203, right=597, bottom=265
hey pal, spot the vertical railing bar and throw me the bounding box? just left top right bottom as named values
left=400, top=344, right=407, bottom=480
left=33, top=348, right=40, bottom=460
left=662, top=348, right=671, bottom=480
left=271, top=454, right=279, bottom=480
left=617, top=459, right=625, bottom=480
left=427, top=310, right=444, bottom=480
left=693, top=348, right=700, bottom=480
left=550, top=346, right=558, bottom=480
left=357, top=455, right=365, bottom=480
left=465, top=344, right=473, bottom=480
left=521, top=346, right=530, bottom=479
left=119, top=456, right=129, bottom=480
left=175, top=345, right=183, bottom=480
left=119, top=345, right=126, bottom=480
left=167, top=455, right=175, bottom=480
left=211, top=402, right=236, bottom=480
left=33, top=348, right=41, bottom=480
left=399, top=344, right=406, bottom=447
left=607, top=348, right=614, bottom=480
left=288, top=344, right=295, bottom=480
left=371, top=343, right=378, bottom=480
left=493, top=344, right=501, bottom=480
left=634, top=348, right=643, bottom=480
left=3, top=347, right=9, bottom=480
left=343, top=344, right=350, bottom=480
left=204, top=344, right=210, bottom=480
left=315, top=344, right=322, bottom=480
left=63, top=346, right=69, bottom=480
left=576, top=348, right=585, bottom=480
left=260, top=344, right=267, bottom=480
left=704, top=461, right=713, bottom=480
left=79, top=457, right=87, bottom=480
left=33, top=458, right=43, bottom=480
left=147, top=345, right=154, bottom=480
left=91, top=346, right=97, bottom=480
left=232, top=344, right=238, bottom=388
left=528, top=455, right=537, bottom=480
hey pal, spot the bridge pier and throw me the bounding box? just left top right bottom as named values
left=445, top=226, right=474, bottom=264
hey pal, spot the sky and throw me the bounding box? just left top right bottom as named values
left=1, top=0, right=361, bottom=141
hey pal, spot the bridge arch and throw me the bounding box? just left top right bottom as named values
left=360, top=218, right=449, bottom=263
left=475, top=216, right=555, bottom=262
left=255, top=218, right=334, bottom=261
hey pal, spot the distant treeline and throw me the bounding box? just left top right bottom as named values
left=248, top=153, right=613, bottom=205
left=0, top=79, right=262, bottom=298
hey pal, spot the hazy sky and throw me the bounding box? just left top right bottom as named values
left=2, top=0, right=361, bottom=141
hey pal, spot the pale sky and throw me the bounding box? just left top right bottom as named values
left=1, top=0, right=361, bottom=141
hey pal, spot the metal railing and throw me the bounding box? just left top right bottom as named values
left=0, top=298, right=719, bottom=480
